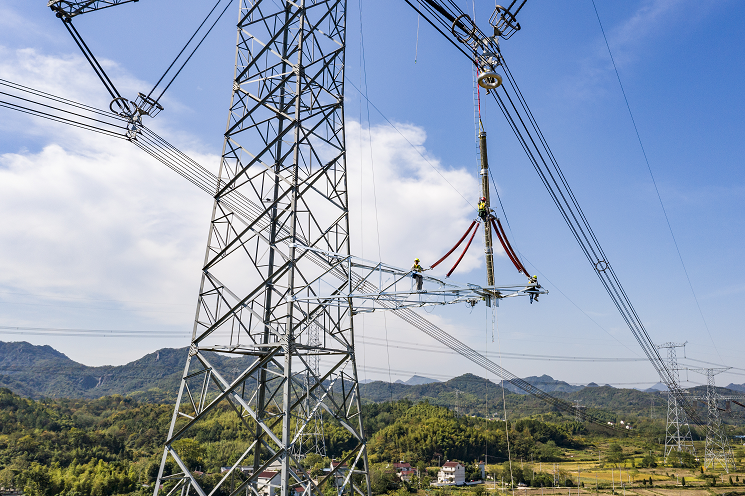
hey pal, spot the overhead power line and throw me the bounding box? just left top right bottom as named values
left=0, top=74, right=660, bottom=434
left=358, top=337, right=646, bottom=362
left=589, top=0, right=721, bottom=360
left=403, top=0, right=705, bottom=427
left=0, top=325, right=187, bottom=338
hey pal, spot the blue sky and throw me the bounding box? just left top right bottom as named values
left=0, top=0, right=744, bottom=391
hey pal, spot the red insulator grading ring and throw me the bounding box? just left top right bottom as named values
left=595, top=260, right=609, bottom=272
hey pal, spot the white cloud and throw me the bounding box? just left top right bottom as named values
left=0, top=46, right=145, bottom=113
left=0, top=132, right=214, bottom=324
left=347, top=121, right=486, bottom=277
left=0, top=44, right=216, bottom=335
left=565, top=0, right=698, bottom=102
left=0, top=41, right=498, bottom=369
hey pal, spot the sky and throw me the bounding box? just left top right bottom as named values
left=1, top=0, right=744, bottom=391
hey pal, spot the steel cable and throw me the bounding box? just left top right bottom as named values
left=0, top=100, right=126, bottom=139
left=398, top=0, right=704, bottom=425
left=491, top=61, right=704, bottom=426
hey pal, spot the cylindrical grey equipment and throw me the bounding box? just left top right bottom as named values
left=479, top=131, right=495, bottom=286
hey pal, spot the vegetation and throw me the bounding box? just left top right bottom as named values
left=3, top=343, right=745, bottom=495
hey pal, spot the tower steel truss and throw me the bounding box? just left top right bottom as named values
left=153, top=1, right=370, bottom=495
left=656, top=342, right=695, bottom=462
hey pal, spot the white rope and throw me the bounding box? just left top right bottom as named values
left=415, top=14, right=420, bottom=63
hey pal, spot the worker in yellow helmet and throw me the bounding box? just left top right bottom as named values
left=411, top=258, right=425, bottom=291
left=528, top=275, right=539, bottom=303
left=477, top=197, right=488, bottom=221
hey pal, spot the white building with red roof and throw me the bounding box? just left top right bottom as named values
left=257, top=470, right=280, bottom=496
left=437, top=461, right=465, bottom=485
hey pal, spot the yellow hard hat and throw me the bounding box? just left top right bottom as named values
left=533, top=275, right=537, bottom=279
left=415, top=258, right=420, bottom=262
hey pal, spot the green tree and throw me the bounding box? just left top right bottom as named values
left=681, top=477, right=686, bottom=486
left=671, top=450, right=696, bottom=468
left=607, top=444, right=623, bottom=465
left=18, top=463, right=52, bottom=496
left=639, top=454, right=657, bottom=468
left=537, top=441, right=562, bottom=461
left=370, top=464, right=398, bottom=494
left=171, top=439, right=204, bottom=471
left=0, top=467, right=15, bottom=490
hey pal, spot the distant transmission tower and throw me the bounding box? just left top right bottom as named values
left=691, top=367, right=736, bottom=472
left=153, top=2, right=369, bottom=495
left=656, top=342, right=695, bottom=461
left=573, top=400, right=585, bottom=422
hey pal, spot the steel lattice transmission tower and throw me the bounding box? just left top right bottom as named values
left=153, top=1, right=370, bottom=495
left=656, top=342, right=695, bottom=462
left=693, top=367, right=736, bottom=473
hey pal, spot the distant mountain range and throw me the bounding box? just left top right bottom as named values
left=501, top=374, right=584, bottom=394
left=727, top=383, right=745, bottom=393
left=0, top=341, right=253, bottom=402
left=396, top=375, right=440, bottom=386
left=1, top=341, right=743, bottom=423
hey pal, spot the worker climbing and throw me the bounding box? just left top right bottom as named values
left=425, top=69, right=541, bottom=304
left=478, top=196, right=490, bottom=221
left=411, top=258, right=426, bottom=290
left=427, top=127, right=538, bottom=303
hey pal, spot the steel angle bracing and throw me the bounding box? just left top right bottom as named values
left=48, top=0, right=140, bottom=18
left=155, top=1, right=364, bottom=494
left=288, top=244, right=546, bottom=312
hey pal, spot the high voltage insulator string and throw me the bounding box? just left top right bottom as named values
left=402, top=0, right=704, bottom=426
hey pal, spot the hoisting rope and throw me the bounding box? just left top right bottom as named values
left=430, top=220, right=477, bottom=269
left=475, top=57, right=484, bottom=133
left=491, top=217, right=529, bottom=275
left=447, top=222, right=479, bottom=277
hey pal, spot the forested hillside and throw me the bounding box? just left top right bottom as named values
left=0, top=389, right=595, bottom=496
left=0, top=342, right=252, bottom=401
left=2, top=342, right=745, bottom=426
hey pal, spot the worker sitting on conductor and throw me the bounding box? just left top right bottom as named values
left=411, top=258, right=426, bottom=291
